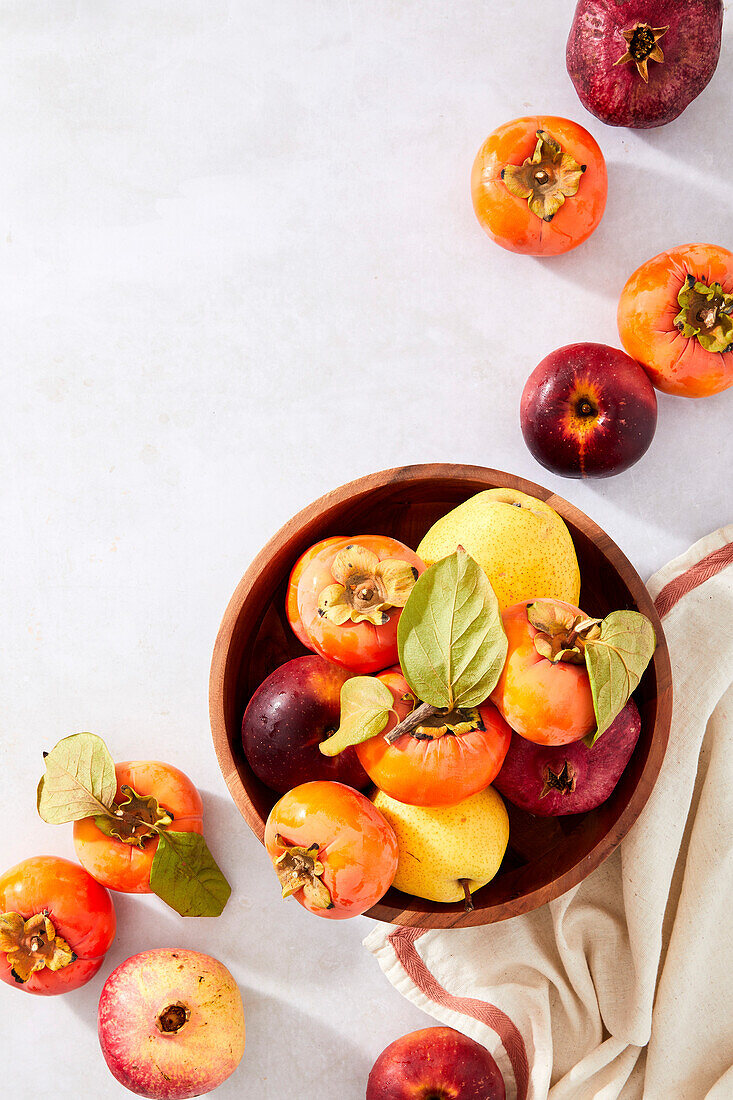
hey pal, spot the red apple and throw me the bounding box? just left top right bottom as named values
left=241, top=654, right=369, bottom=792
left=98, top=948, right=245, bottom=1098
left=520, top=342, right=657, bottom=478
left=367, top=1026, right=505, bottom=1100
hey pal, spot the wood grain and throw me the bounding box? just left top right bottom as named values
left=209, top=464, right=673, bottom=928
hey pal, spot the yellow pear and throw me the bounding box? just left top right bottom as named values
left=416, top=488, right=580, bottom=611
left=372, top=787, right=509, bottom=906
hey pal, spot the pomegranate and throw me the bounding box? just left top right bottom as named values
left=566, top=0, right=724, bottom=128
left=493, top=699, right=641, bottom=815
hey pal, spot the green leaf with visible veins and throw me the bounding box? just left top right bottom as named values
left=37, top=733, right=117, bottom=824
left=319, top=676, right=394, bottom=756
left=397, top=547, right=508, bottom=709
left=149, top=831, right=231, bottom=917
left=584, top=611, right=656, bottom=746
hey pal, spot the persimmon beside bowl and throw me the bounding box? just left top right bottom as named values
left=209, top=464, right=671, bottom=929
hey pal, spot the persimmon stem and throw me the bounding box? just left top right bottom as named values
left=460, top=879, right=474, bottom=912
left=384, top=702, right=440, bottom=744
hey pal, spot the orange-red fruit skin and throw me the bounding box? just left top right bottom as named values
left=618, top=243, right=733, bottom=397
left=264, top=780, right=398, bottom=919
left=490, top=600, right=596, bottom=746
left=73, top=761, right=204, bottom=893
left=471, top=115, right=607, bottom=256
left=356, top=667, right=512, bottom=806
left=293, top=535, right=425, bottom=674
left=0, top=855, right=116, bottom=995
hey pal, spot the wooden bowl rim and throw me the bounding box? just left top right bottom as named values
left=209, top=463, right=672, bottom=928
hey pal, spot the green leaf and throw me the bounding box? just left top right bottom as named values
left=584, top=611, right=656, bottom=746
left=37, top=733, right=117, bottom=824
left=319, top=676, right=394, bottom=756
left=149, top=831, right=231, bottom=917
left=397, top=547, right=508, bottom=709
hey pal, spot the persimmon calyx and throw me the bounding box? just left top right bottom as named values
left=0, top=911, right=76, bottom=984
left=412, top=706, right=484, bottom=741
left=540, top=760, right=577, bottom=798
left=273, top=835, right=334, bottom=910
left=384, top=702, right=485, bottom=743
left=674, top=275, right=733, bottom=353
left=501, top=130, right=586, bottom=223
left=94, top=784, right=174, bottom=848
left=614, top=23, right=668, bottom=83
left=527, top=601, right=601, bottom=664
left=317, top=544, right=419, bottom=626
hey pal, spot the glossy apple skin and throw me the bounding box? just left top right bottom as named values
left=366, top=1026, right=505, bottom=1100
left=495, top=698, right=641, bottom=815
left=241, top=655, right=369, bottom=792
left=98, top=948, right=245, bottom=1099
left=520, top=342, right=657, bottom=478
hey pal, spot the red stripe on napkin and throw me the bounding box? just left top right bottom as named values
left=388, top=926, right=529, bottom=1100
left=654, top=541, right=733, bottom=619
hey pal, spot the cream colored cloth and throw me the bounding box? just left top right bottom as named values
left=365, top=527, right=733, bottom=1100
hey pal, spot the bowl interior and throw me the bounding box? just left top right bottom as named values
left=212, top=466, right=669, bottom=927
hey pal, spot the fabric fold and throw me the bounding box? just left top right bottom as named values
left=365, top=526, right=733, bottom=1100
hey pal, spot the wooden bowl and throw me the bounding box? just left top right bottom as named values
left=210, top=464, right=672, bottom=928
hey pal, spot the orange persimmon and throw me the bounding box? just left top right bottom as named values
left=286, top=536, right=348, bottom=648
left=471, top=116, right=607, bottom=256
left=264, top=781, right=398, bottom=919
left=491, top=599, right=596, bottom=746
left=356, top=667, right=512, bottom=807
left=293, top=536, right=425, bottom=674
left=0, top=856, right=116, bottom=995
left=73, top=761, right=203, bottom=893
left=618, top=242, right=733, bottom=398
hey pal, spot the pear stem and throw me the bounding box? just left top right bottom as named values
left=460, top=878, right=474, bottom=912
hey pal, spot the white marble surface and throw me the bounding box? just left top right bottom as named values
left=1, top=2, right=731, bottom=1097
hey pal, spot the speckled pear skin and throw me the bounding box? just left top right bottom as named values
left=372, top=787, right=509, bottom=904
left=416, top=488, right=581, bottom=611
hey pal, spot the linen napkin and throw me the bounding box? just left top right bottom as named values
left=364, top=527, right=733, bottom=1100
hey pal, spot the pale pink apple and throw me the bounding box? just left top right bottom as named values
left=98, top=948, right=245, bottom=1098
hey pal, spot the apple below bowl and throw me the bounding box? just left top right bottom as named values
left=209, top=464, right=672, bottom=929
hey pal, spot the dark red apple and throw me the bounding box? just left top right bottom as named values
left=520, top=342, right=657, bottom=478
left=241, top=655, right=369, bottom=792
left=367, top=1026, right=505, bottom=1100
left=494, top=698, right=641, bottom=816
left=567, top=0, right=724, bottom=129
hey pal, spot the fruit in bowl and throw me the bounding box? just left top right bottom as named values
left=520, top=342, right=658, bottom=478
left=288, top=535, right=425, bottom=673
left=492, top=599, right=654, bottom=747
left=373, top=787, right=510, bottom=909
left=416, top=487, right=580, bottom=611
left=210, top=465, right=671, bottom=927
left=471, top=116, right=607, bottom=255
left=264, top=781, right=398, bottom=919
left=494, top=699, right=642, bottom=816
left=367, top=1026, right=506, bottom=1100
left=351, top=666, right=512, bottom=807
left=241, top=655, right=369, bottom=792
left=566, top=0, right=724, bottom=129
